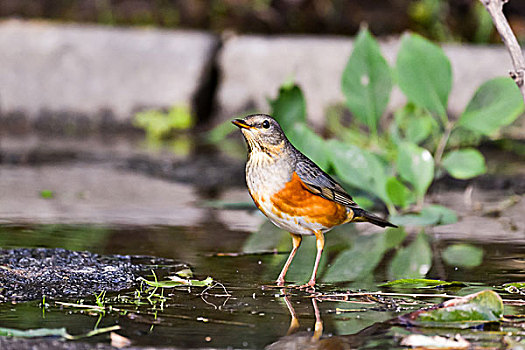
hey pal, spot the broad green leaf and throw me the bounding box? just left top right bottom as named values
left=269, top=83, right=306, bottom=135
left=352, top=196, right=375, bottom=211
left=458, top=77, right=524, bottom=136
left=442, top=244, right=483, bottom=268
left=390, top=204, right=457, bottom=227
left=380, top=278, right=466, bottom=289
left=384, top=227, right=409, bottom=250
left=329, top=140, right=390, bottom=204
left=405, top=115, right=435, bottom=144
left=288, top=123, right=329, bottom=170
left=324, top=228, right=406, bottom=282
left=242, top=221, right=287, bottom=253
left=399, top=290, right=503, bottom=327
left=397, top=142, right=434, bottom=198
left=396, top=33, right=452, bottom=117
left=442, top=149, right=487, bottom=180
left=342, top=28, right=392, bottom=134
left=386, top=176, right=414, bottom=208
left=388, top=232, right=432, bottom=279
left=323, top=233, right=385, bottom=282
left=422, top=205, right=458, bottom=225
left=393, top=103, right=438, bottom=145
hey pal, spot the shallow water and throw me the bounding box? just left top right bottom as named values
left=2, top=222, right=525, bottom=349
left=1, top=136, right=525, bottom=348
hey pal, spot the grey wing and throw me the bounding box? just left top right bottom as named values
left=295, top=158, right=358, bottom=208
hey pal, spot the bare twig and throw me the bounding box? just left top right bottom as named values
left=480, top=0, right=525, bottom=102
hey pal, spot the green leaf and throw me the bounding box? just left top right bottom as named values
left=405, top=114, right=435, bottom=144
left=40, top=190, right=54, bottom=199
left=422, top=205, right=458, bottom=225
left=386, top=176, right=414, bottom=208
left=388, top=232, right=432, bottom=279
left=380, top=278, right=466, bottom=289
left=288, top=123, right=329, bottom=171
left=0, top=327, right=69, bottom=338
left=133, top=105, right=194, bottom=140
left=324, top=228, right=406, bottom=282
left=329, top=140, right=390, bottom=204
left=397, top=142, right=434, bottom=198
left=383, top=227, right=409, bottom=250
left=207, top=118, right=237, bottom=143
left=502, top=282, right=525, bottom=294
left=242, top=221, right=287, bottom=253
left=393, top=103, right=438, bottom=145
left=342, top=27, right=392, bottom=134
left=269, top=83, right=307, bottom=135
left=399, top=290, right=503, bottom=327
left=442, top=244, right=483, bottom=268
left=396, top=33, right=452, bottom=117
left=138, top=276, right=213, bottom=288
left=390, top=204, right=457, bottom=227
left=442, top=148, right=487, bottom=180
left=167, top=105, right=194, bottom=129
left=323, top=233, right=384, bottom=282
left=458, top=77, right=525, bottom=136
left=503, top=282, right=525, bottom=289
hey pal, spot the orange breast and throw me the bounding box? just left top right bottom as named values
left=269, top=172, right=348, bottom=228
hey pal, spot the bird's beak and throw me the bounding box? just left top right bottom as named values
left=232, top=119, right=253, bottom=129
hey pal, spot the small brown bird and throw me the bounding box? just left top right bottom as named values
left=233, top=114, right=396, bottom=288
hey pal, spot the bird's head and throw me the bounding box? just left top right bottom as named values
left=232, top=114, right=287, bottom=153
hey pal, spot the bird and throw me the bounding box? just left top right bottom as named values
left=232, top=114, right=396, bottom=288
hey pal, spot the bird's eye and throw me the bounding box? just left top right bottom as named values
left=262, top=120, right=270, bottom=129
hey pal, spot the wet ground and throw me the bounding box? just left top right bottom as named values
left=1, top=134, right=525, bottom=349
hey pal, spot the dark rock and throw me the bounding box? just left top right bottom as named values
left=0, top=248, right=183, bottom=302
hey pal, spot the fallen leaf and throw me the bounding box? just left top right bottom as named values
left=111, top=332, right=132, bottom=348
left=398, top=290, right=503, bottom=328
left=400, top=334, right=470, bottom=349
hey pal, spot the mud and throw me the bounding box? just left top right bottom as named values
left=0, top=248, right=182, bottom=302
left=0, top=338, right=115, bottom=350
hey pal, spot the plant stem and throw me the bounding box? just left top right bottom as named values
left=479, top=0, right=525, bottom=103
left=434, top=121, right=454, bottom=166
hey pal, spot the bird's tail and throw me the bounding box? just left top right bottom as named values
left=351, top=208, right=397, bottom=228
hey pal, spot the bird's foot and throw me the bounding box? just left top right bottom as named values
left=261, top=279, right=287, bottom=290
left=298, top=279, right=316, bottom=290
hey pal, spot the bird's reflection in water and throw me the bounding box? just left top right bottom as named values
left=266, top=290, right=390, bottom=350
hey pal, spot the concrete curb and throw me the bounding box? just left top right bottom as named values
left=0, top=20, right=218, bottom=131
left=0, top=20, right=522, bottom=132
left=216, top=34, right=517, bottom=126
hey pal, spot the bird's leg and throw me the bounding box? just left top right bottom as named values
left=304, top=231, right=325, bottom=288
left=311, top=297, right=323, bottom=341
left=282, top=290, right=300, bottom=335
left=276, top=233, right=302, bottom=286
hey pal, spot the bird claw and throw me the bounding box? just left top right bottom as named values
left=261, top=283, right=287, bottom=290
left=298, top=283, right=316, bottom=291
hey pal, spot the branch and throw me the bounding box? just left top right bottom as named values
left=480, top=0, right=525, bottom=102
